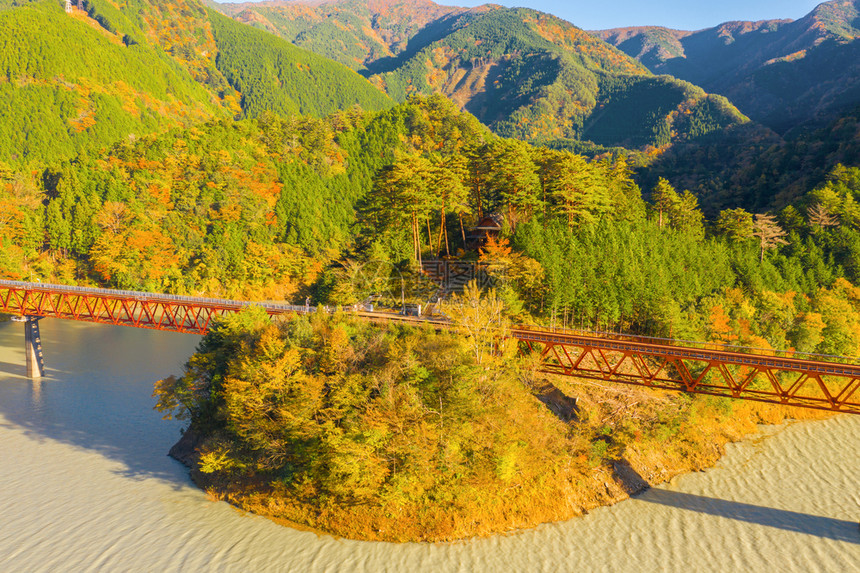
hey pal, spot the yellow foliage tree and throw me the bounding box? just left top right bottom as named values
left=441, top=280, right=510, bottom=364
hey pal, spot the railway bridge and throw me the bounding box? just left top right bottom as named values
left=1, top=279, right=858, bottom=415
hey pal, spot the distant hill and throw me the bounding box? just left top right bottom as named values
left=216, top=0, right=471, bottom=71
left=0, top=0, right=391, bottom=165
left=640, top=103, right=860, bottom=215
left=133, top=0, right=392, bottom=118
left=213, top=1, right=748, bottom=149
left=206, top=8, right=392, bottom=118
left=595, top=0, right=860, bottom=134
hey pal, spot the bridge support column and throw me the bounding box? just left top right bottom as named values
left=24, top=316, right=45, bottom=379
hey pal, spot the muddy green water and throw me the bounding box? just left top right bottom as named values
left=0, top=320, right=857, bottom=572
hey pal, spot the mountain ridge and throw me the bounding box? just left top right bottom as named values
left=215, top=0, right=478, bottom=71
left=210, top=0, right=748, bottom=149
left=594, top=0, right=860, bottom=133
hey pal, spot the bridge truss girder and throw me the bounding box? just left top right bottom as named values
left=517, top=331, right=860, bottom=415
left=0, top=287, right=243, bottom=335
left=2, top=280, right=859, bottom=415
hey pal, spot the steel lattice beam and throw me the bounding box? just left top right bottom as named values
left=0, top=281, right=308, bottom=335
left=513, top=327, right=860, bottom=414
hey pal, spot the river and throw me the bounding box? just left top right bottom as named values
left=0, top=319, right=856, bottom=572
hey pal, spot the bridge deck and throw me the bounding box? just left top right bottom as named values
left=1, top=280, right=857, bottom=414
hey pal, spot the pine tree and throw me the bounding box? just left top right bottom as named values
left=807, top=203, right=839, bottom=230
left=484, top=139, right=541, bottom=230
left=670, top=190, right=704, bottom=237
left=651, top=178, right=679, bottom=229
left=545, top=152, right=607, bottom=228
left=603, top=156, right=645, bottom=222
left=429, top=155, right=470, bottom=255
left=368, top=153, right=437, bottom=264
left=463, top=143, right=491, bottom=220
left=716, top=208, right=754, bottom=244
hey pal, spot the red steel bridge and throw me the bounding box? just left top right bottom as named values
left=1, top=279, right=858, bottom=415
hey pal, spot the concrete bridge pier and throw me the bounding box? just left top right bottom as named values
left=24, top=316, right=45, bottom=379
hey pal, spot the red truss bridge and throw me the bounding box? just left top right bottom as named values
left=1, top=280, right=858, bottom=415
left=0, top=279, right=313, bottom=335
left=512, top=326, right=860, bottom=415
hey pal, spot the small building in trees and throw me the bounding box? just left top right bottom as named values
left=466, top=214, right=503, bottom=249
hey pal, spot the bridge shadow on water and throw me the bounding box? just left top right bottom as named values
left=0, top=320, right=202, bottom=490
left=633, top=488, right=860, bottom=544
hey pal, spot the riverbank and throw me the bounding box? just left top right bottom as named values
left=173, top=399, right=827, bottom=542
left=160, top=311, right=831, bottom=542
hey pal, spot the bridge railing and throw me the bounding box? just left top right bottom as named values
left=6, top=278, right=860, bottom=368
left=0, top=279, right=313, bottom=313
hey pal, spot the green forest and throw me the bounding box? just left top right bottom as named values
left=207, top=9, right=392, bottom=119
left=5, top=93, right=860, bottom=361
left=370, top=7, right=747, bottom=148
left=0, top=0, right=221, bottom=165
left=0, top=0, right=393, bottom=167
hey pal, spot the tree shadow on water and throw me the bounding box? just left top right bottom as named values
left=0, top=375, right=195, bottom=490
left=634, top=488, right=860, bottom=544
left=0, top=321, right=201, bottom=491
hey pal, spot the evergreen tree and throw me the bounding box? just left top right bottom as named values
left=368, top=153, right=437, bottom=264
left=429, top=154, right=470, bottom=254
left=672, top=190, right=705, bottom=237
left=651, top=177, right=679, bottom=229
left=484, top=139, right=542, bottom=229
left=807, top=203, right=839, bottom=230
left=716, top=208, right=754, bottom=244
left=544, top=152, right=608, bottom=228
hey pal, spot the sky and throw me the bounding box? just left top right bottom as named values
left=214, top=1, right=828, bottom=31
left=434, top=0, right=827, bottom=30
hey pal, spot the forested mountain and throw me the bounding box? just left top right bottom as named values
left=204, top=0, right=860, bottom=213
left=4, top=1, right=855, bottom=222
left=206, top=8, right=392, bottom=117
left=215, top=0, right=473, bottom=71
left=0, top=96, right=489, bottom=297
left=644, top=104, right=860, bottom=214
left=4, top=94, right=860, bottom=356
left=129, top=0, right=393, bottom=117
left=2, top=1, right=857, bottom=284
left=595, top=0, right=860, bottom=134
left=0, top=0, right=224, bottom=165
left=0, top=0, right=391, bottom=166
left=212, top=0, right=748, bottom=149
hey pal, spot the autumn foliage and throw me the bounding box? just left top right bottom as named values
left=155, top=307, right=817, bottom=542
